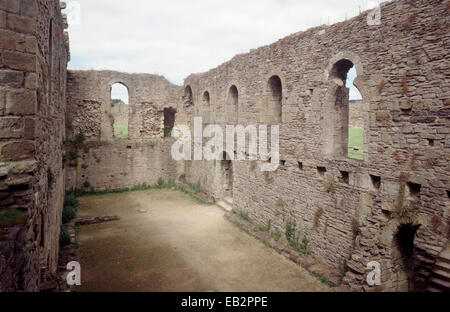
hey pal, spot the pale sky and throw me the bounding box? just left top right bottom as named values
left=66, top=0, right=375, bottom=100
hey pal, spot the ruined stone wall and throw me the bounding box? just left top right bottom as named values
left=0, top=0, right=69, bottom=291
left=65, top=70, right=183, bottom=191
left=66, top=70, right=182, bottom=140
left=63, top=0, right=449, bottom=292
left=180, top=0, right=449, bottom=291
left=65, top=139, right=179, bottom=192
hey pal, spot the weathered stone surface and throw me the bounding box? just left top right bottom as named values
left=7, top=14, right=36, bottom=34
left=24, top=36, right=36, bottom=53
left=0, top=0, right=20, bottom=13
left=23, top=73, right=37, bottom=90
left=0, top=164, right=8, bottom=177
left=376, top=111, right=391, bottom=123
left=0, top=10, right=6, bottom=28
left=0, top=69, right=23, bottom=87
left=5, top=89, right=36, bottom=115
left=20, top=0, right=38, bottom=17
left=5, top=174, right=32, bottom=186
left=0, top=141, right=34, bottom=161
left=0, top=117, right=23, bottom=138
left=0, top=29, right=14, bottom=49
left=7, top=160, right=37, bottom=174
left=23, top=117, right=34, bottom=139
left=2, top=51, right=36, bottom=72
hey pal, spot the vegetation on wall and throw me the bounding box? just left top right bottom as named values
left=285, top=218, right=311, bottom=255
left=59, top=225, right=71, bottom=248
left=314, top=207, right=324, bottom=228
left=393, top=174, right=418, bottom=225
left=324, top=179, right=336, bottom=194
left=0, top=209, right=27, bottom=228
left=263, top=171, right=274, bottom=184
left=62, top=192, right=79, bottom=224
left=351, top=218, right=360, bottom=239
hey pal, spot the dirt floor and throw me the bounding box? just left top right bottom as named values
left=76, top=189, right=331, bottom=292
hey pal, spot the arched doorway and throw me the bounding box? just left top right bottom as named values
left=395, top=223, right=421, bottom=291
left=110, top=82, right=129, bottom=139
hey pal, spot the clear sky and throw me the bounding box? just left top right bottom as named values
left=66, top=0, right=378, bottom=100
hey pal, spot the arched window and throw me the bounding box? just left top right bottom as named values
left=202, top=91, right=210, bottom=107
left=268, top=76, right=282, bottom=123
left=228, top=85, right=238, bottom=123
left=330, top=59, right=364, bottom=160
left=110, top=82, right=129, bottom=139
left=185, top=85, right=193, bottom=107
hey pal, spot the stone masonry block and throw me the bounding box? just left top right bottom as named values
left=0, top=28, right=15, bottom=49
left=0, top=10, right=6, bottom=28
left=6, top=89, right=36, bottom=115
left=24, top=72, right=36, bottom=90
left=23, top=117, right=34, bottom=139
left=2, top=51, right=36, bottom=72
left=7, top=13, right=36, bottom=34
left=0, top=91, right=4, bottom=114
left=375, top=111, right=391, bottom=123
left=0, top=0, right=20, bottom=14
left=20, top=0, right=38, bottom=17
left=14, top=33, right=25, bottom=52
left=0, top=140, right=35, bottom=161
left=0, top=69, right=23, bottom=88
left=24, top=35, right=36, bottom=53
left=0, top=116, right=23, bottom=138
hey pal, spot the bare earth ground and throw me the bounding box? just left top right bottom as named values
left=76, top=189, right=331, bottom=292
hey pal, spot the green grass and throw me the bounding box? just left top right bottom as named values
left=114, top=124, right=128, bottom=138
left=309, top=271, right=334, bottom=287
left=75, top=181, right=206, bottom=204
left=348, top=127, right=364, bottom=160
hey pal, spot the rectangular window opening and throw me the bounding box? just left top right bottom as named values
left=340, top=171, right=349, bottom=184
left=370, top=175, right=381, bottom=190
left=407, top=182, right=421, bottom=197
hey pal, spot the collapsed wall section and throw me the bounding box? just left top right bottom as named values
left=65, top=70, right=183, bottom=191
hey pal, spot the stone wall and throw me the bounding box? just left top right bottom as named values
left=66, top=70, right=182, bottom=141
left=0, top=0, right=69, bottom=291
left=62, top=0, right=449, bottom=292
left=179, top=0, right=449, bottom=291
left=65, top=139, right=180, bottom=192
left=65, top=70, right=183, bottom=191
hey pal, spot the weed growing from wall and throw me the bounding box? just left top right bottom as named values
left=62, top=192, right=79, bottom=224
left=0, top=209, right=27, bottom=228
